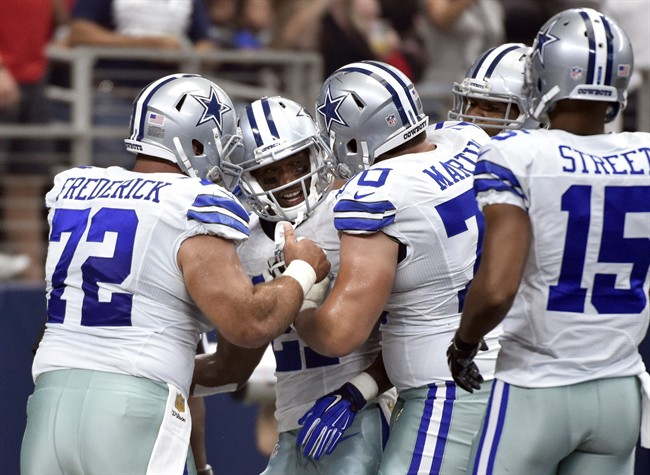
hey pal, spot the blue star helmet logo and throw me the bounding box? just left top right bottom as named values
left=532, top=20, right=560, bottom=66
left=193, top=87, right=232, bottom=133
left=317, top=87, right=348, bottom=131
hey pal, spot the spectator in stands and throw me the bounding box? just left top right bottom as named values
left=270, top=0, right=422, bottom=81
left=206, top=0, right=274, bottom=50
left=0, top=0, right=68, bottom=172
left=319, top=0, right=401, bottom=78
left=269, top=0, right=332, bottom=51
left=205, top=0, right=238, bottom=48
left=0, top=0, right=68, bottom=281
left=68, top=0, right=214, bottom=168
left=418, top=0, right=505, bottom=120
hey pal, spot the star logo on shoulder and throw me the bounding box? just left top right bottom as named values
left=193, top=87, right=231, bottom=133
left=532, top=20, right=559, bottom=66
left=317, top=87, right=348, bottom=132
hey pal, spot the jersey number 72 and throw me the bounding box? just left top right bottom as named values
left=48, top=207, right=138, bottom=326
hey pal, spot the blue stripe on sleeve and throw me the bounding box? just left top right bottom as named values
left=334, top=215, right=395, bottom=232
left=474, top=178, right=526, bottom=199
left=192, top=194, right=250, bottom=222
left=474, top=160, right=522, bottom=189
left=334, top=199, right=396, bottom=215
left=186, top=210, right=250, bottom=236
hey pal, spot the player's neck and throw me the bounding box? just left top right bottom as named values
left=548, top=100, right=608, bottom=135
left=132, top=155, right=184, bottom=174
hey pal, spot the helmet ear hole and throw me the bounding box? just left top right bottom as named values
left=192, top=139, right=204, bottom=156
left=346, top=140, right=358, bottom=154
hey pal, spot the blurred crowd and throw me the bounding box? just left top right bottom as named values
left=1, top=0, right=649, bottom=281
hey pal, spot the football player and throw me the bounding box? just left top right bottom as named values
left=449, top=8, right=650, bottom=474
left=294, top=61, right=501, bottom=474
left=193, top=96, right=395, bottom=474
left=20, top=74, right=329, bottom=475
left=449, top=42, right=540, bottom=136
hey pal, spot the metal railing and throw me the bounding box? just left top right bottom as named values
left=0, top=45, right=324, bottom=168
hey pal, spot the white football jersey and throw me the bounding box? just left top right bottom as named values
left=334, top=121, right=501, bottom=392
left=33, top=166, right=249, bottom=396
left=475, top=128, right=650, bottom=387
left=238, top=192, right=383, bottom=432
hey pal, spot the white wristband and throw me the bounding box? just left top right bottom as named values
left=348, top=371, right=379, bottom=402
left=282, top=259, right=317, bottom=296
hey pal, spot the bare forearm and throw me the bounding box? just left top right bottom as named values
left=192, top=341, right=265, bottom=391
left=294, top=304, right=366, bottom=357
left=294, top=307, right=333, bottom=355
left=426, top=0, right=476, bottom=29
left=456, top=204, right=531, bottom=344
left=245, top=276, right=304, bottom=345
left=456, top=275, right=512, bottom=345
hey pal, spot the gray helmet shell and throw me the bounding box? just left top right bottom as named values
left=526, top=8, right=634, bottom=123
left=315, top=61, right=428, bottom=179
left=125, top=74, right=241, bottom=187
left=449, top=43, right=540, bottom=132
left=231, top=96, right=335, bottom=223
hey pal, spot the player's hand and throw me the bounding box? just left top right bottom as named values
left=297, top=382, right=367, bottom=460
left=300, top=273, right=331, bottom=311
left=447, top=334, right=488, bottom=393
left=283, top=223, right=330, bottom=282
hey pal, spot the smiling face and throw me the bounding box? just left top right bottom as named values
left=250, top=149, right=312, bottom=209
left=466, top=98, right=521, bottom=136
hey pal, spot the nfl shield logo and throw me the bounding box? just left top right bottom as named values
left=175, top=393, right=185, bottom=412
left=570, top=67, right=583, bottom=80
left=385, top=114, right=397, bottom=127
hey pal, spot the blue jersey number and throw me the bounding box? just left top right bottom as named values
left=48, top=207, right=138, bottom=326
left=435, top=188, right=484, bottom=311
left=273, top=332, right=340, bottom=372
left=548, top=185, right=650, bottom=314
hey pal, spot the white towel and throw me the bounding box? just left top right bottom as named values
left=146, top=383, right=193, bottom=474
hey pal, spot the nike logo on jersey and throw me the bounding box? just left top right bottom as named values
left=353, top=191, right=375, bottom=199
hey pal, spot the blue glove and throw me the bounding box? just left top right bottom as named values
left=297, top=382, right=367, bottom=460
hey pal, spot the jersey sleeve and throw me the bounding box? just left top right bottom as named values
left=188, top=0, right=211, bottom=42
left=71, top=0, right=113, bottom=25
left=473, top=132, right=530, bottom=212
left=333, top=168, right=397, bottom=234
left=184, top=181, right=250, bottom=244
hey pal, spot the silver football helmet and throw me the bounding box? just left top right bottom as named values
left=449, top=43, right=539, bottom=132
left=231, top=96, right=335, bottom=223
left=526, top=7, right=634, bottom=123
left=125, top=73, right=241, bottom=187
left=315, top=60, right=429, bottom=179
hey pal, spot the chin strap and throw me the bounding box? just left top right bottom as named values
left=173, top=137, right=198, bottom=178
